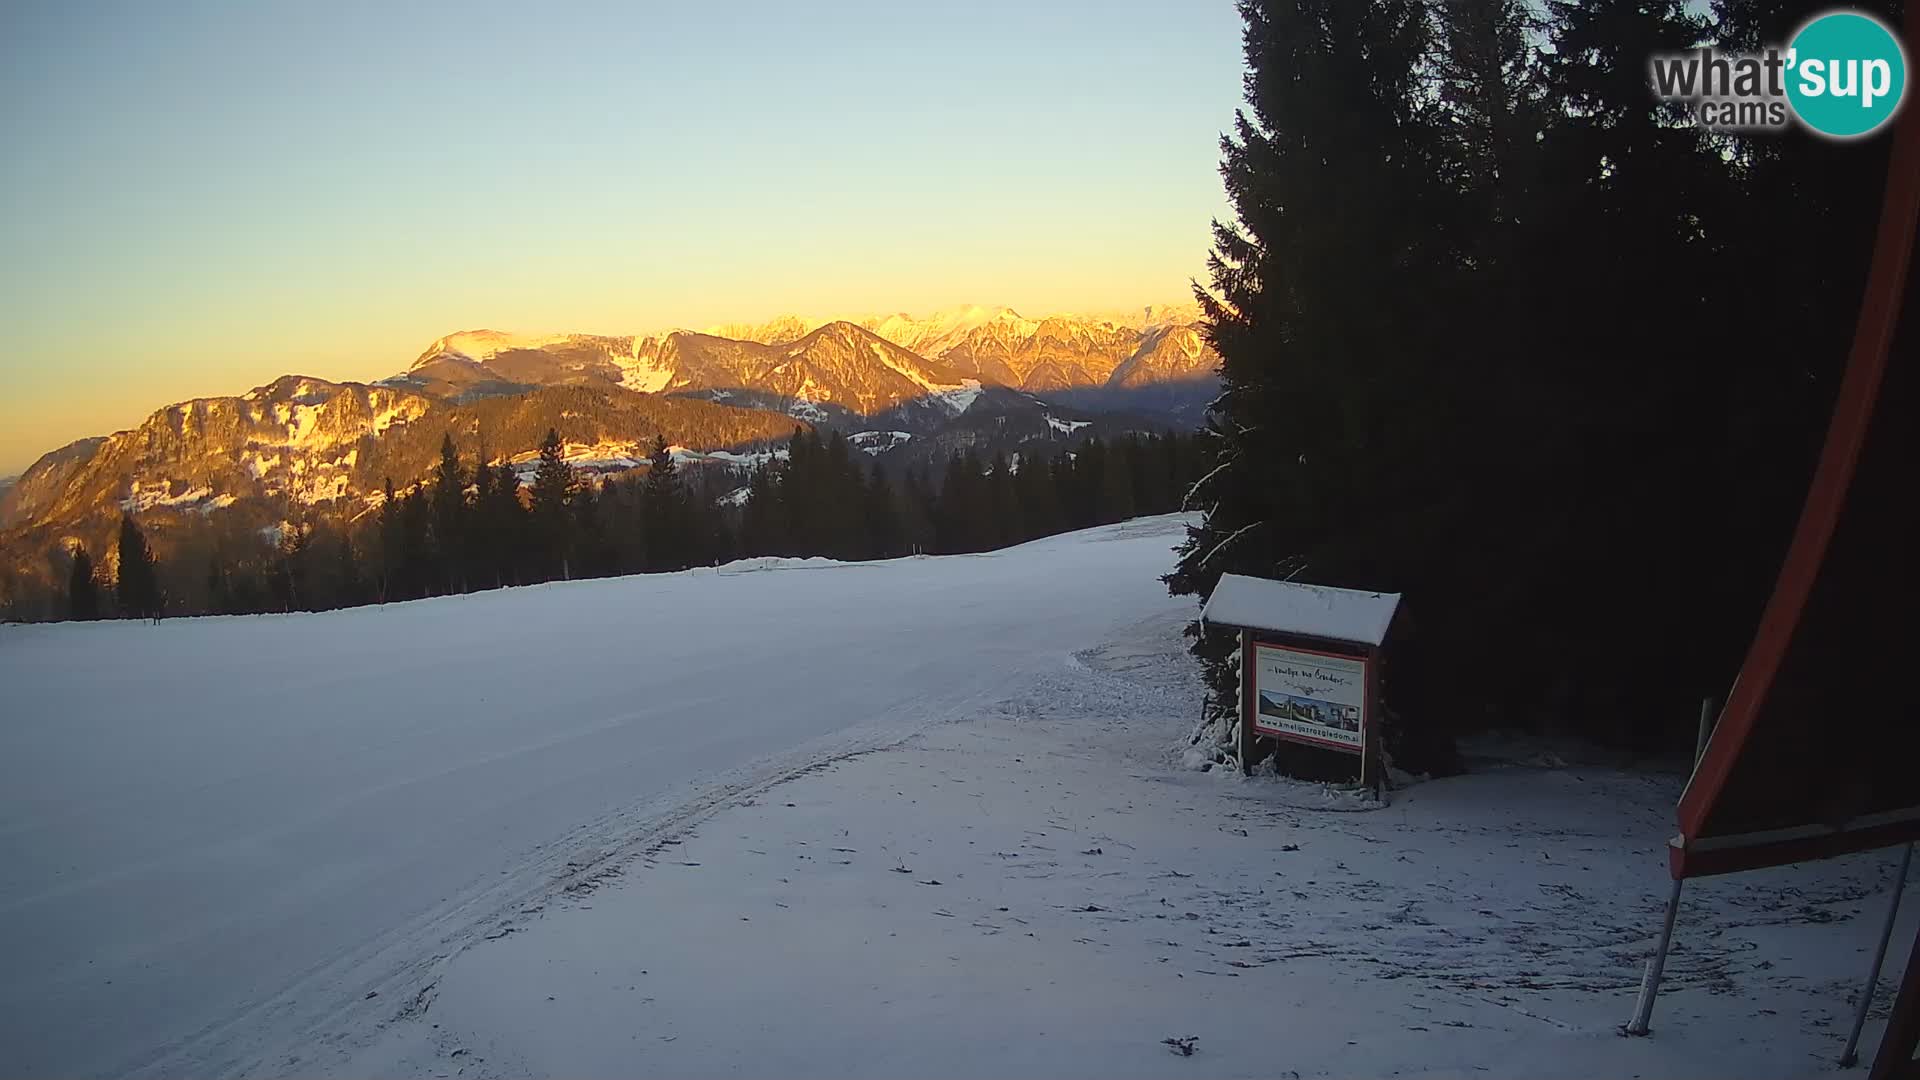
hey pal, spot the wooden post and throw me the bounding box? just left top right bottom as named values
left=1357, top=645, right=1372, bottom=795
left=1239, top=628, right=1255, bottom=775
left=1364, top=645, right=1382, bottom=799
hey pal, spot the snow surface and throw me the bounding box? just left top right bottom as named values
left=611, top=349, right=673, bottom=394
left=1, top=514, right=1910, bottom=1078
left=121, top=481, right=216, bottom=514
left=931, top=378, right=984, bottom=415
left=333, top=606, right=1916, bottom=1080
left=1203, top=572, right=1402, bottom=646
left=1046, top=413, right=1092, bottom=437
left=848, top=430, right=913, bottom=456
left=0, top=515, right=1197, bottom=1078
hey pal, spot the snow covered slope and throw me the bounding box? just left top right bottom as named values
left=6, top=510, right=1903, bottom=1079
left=0, top=515, right=1196, bottom=1079
left=344, top=609, right=1916, bottom=1080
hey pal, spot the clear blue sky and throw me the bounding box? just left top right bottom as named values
left=0, top=0, right=1244, bottom=475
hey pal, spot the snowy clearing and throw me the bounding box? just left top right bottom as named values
left=343, top=613, right=1913, bottom=1080
left=0, top=516, right=1195, bottom=1078
left=1, top=512, right=1910, bottom=1078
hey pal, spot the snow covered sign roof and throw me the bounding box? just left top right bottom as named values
left=1201, top=573, right=1402, bottom=647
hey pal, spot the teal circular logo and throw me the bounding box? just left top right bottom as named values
left=1786, top=11, right=1908, bottom=138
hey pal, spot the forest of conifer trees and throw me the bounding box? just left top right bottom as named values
left=57, top=426, right=1209, bottom=621
left=1170, top=0, right=1903, bottom=775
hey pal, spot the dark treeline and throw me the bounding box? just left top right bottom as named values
left=59, top=512, right=162, bottom=622
left=739, top=427, right=1210, bottom=560
left=1170, top=0, right=1902, bottom=776
left=59, top=426, right=1209, bottom=620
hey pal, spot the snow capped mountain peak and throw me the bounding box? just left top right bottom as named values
left=928, top=302, right=1023, bottom=327
left=701, top=314, right=827, bottom=346
left=412, top=329, right=574, bottom=370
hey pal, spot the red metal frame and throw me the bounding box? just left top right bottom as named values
left=1672, top=19, right=1920, bottom=879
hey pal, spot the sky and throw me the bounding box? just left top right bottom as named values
left=0, top=0, right=1244, bottom=476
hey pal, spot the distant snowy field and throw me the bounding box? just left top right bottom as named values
left=3, top=513, right=1911, bottom=1078
left=0, top=516, right=1197, bottom=1078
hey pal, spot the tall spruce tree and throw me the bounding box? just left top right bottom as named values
left=986, top=452, right=1018, bottom=550
left=864, top=465, right=903, bottom=559
left=1013, top=451, right=1061, bottom=541
left=379, top=477, right=403, bottom=601
left=822, top=431, right=866, bottom=560
left=67, top=544, right=99, bottom=621
left=571, top=479, right=610, bottom=578
left=115, top=513, right=162, bottom=620
left=1166, top=0, right=1445, bottom=776
left=531, top=428, right=576, bottom=580
left=489, top=459, right=527, bottom=586
left=430, top=433, right=469, bottom=594
left=1102, top=439, right=1137, bottom=524
left=643, top=434, right=686, bottom=571
left=741, top=461, right=781, bottom=557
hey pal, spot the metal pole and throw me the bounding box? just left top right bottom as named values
left=1841, top=842, right=1915, bottom=1067
left=1626, top=877, right=1685, bottom=1036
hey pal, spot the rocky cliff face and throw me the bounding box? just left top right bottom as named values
left=0, top=436, right=106, bottom=530
left=0, top=376, right=802, bottom=535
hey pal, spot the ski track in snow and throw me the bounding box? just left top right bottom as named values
left=3, top=511, right=1911, bottom=1079
left=0, top=515, right=1198, bottom=1079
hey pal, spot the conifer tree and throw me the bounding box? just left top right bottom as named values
left=205, top=554, right=227, bottom=615
left=67, top=544, right=98, bottom=621
left=1075, top=437, right=1109, bottom=528
left=115, top=513, right=161, bottom=620
left=489, top=459, right=526, bottom=586
left=899, top=465, right=936, bottom=555
left=681, top=469, right=731, bottom=568
left=741, top=461, right=780, bottom=556
left=531, top=428, right=576, bottom=580
left=1048, top=453, right=1077, bottom=535
left=334, top=530, right=365, bottom=609
left=934, top=450, right=992, bottom=553
left=864, top=465, right=903, bottom=559
left=430, top=433, right=469, bottom=594
left=571, top=479, right=610, bottom=578
left=274, top=522, right=311, bottom=612
left=398, top=486, right=433, bottom=597
left=470, top=452, right=498, bottom=583
left=823, top=431, right=865, bottom=559
left=1013, top=450, right=1061, bottom=541
left=642, top=434, right=686, bottom=571
left=379, top=477, right=402, bottom=601
left=1166, top=0, right=1443, bottom=775
left=1103, top=438, right=1137, bottom=523
left=1434, top=0, right=1543, bottom=239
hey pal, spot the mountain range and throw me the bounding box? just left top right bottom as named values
left=0, top=303, right=1217, bottom=603
left=390, top=303, right=1215, bottom=419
